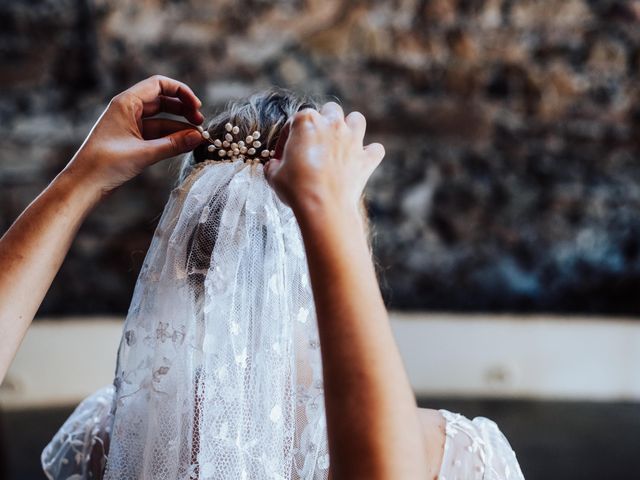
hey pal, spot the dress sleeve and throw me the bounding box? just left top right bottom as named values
left=437, top=409, right=524, bottom=480
left=41, top=385, right=115, bottom=480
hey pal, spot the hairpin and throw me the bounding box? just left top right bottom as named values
left=197, top=123, right=275, bottom=163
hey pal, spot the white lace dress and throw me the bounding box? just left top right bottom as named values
left=437, top=409, right=524, bottom=480
left=42, top=389, right=524, bottom=480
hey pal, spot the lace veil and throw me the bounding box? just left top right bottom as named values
left=42, top=157, right=330, bottom=479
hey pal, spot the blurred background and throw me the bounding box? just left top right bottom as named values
left=1, top=0, right=640, bottom=478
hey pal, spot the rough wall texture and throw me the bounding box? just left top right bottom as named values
left=2, top=0, right=640, bottom=315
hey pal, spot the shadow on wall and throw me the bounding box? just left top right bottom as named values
left=2, top=0, right=640, bottom=314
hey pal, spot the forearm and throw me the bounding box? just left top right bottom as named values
left=296, top=199, right=427, bottom=479
left=0, top=165, right=100, bottom=381
left=0, top=76, right=203, bottom=382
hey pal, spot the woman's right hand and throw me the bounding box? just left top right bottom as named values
left=65, top=75, right=204, bottom=198
left=266, top=104, right=431, bottom=480
left=264, top=103, right=385, bottom=217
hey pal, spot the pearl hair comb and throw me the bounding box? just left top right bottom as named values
left=197, top=122, right=275, bottom=163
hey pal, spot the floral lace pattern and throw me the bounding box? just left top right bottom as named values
left=42, top=158, right=524, bottom=480
left=43, top=393, right=526, bottom=480
left=42, top=386, right=113, bottom=480
left=438, top=410, right=525, bottom=480
left=44, top=159, right=330, bottom=480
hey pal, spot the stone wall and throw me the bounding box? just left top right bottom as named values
left=2, top=0, right=640, bottom=314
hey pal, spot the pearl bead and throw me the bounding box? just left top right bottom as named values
left=213, top=139, right=222, bottom=147
left=245, top=135, right=254, bottom=143
left=223, top=141, right=230, bottom=148
left=248, top=148, right=256, bottom=155
left=232, top=126, right=239, bottom=134
left=225, top=133, right=233, bottom=142
left=240, top=146, right=247, bottom=153
left=207, top=145, right=215, bottom=152
left=238, top=141, right=245, bottom=147
left=202, top=131, right=210, bottom=139
left=231, top=142, right=238, bottom=149
left=233, top=148, right=240, bottom=155
left=225, top=123, right=233, bottom=132
left=252, top=140, right=261, bottom=148
left=252, top=131, right=261, bottom=139
left=196, top=125, right=204, bottom=133
left=270, top=150, right=275, bottom=157
left=261, top=149, right=270, bottom=157
left=218, top=150, right=226, bottom=157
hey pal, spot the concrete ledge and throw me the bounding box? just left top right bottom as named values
left=391, top=313, right=640, bottom=401
left=0, top=318, right=121, bottom=410
left=1, top=314, right=639, bottom=410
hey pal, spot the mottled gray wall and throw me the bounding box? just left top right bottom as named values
left=2, top=0, right=640, bottom=315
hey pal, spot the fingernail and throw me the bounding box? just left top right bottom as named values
left=186, top=131, right=203, bottom=148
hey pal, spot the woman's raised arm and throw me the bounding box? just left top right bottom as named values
left=0, top=75, right=204, bottom=382
left=265, top=104, right=431, bottom=479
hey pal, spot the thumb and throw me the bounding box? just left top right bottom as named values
left=144, top=128, right=203, bottom=164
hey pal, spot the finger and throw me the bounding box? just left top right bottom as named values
left=288, top=108, right=319, bottom=138
left=129, top=75, right=202, bottom=118
left=142, top=118, right=196, bottom=140
left=364, top=142, right=386, bottom=168
left=143, top=128, right=204, bottom=163
left=264, top=157, right=283, bottom=185
left=319, top=101, right=344, bottom=124
left=345, top=111, right=366, bottom=142
left=272, top=119, right=292, bottom=160
left=142, top=96, right=204, bottom=125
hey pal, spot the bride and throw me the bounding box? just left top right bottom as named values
left=0, top=75, right=523, bottom=479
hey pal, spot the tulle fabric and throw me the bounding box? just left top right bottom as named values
left=42, top=389, right=526, bottom=480
left=41, top=157, right=524, bottom=480
left=44, top=158, right=329, bottom=480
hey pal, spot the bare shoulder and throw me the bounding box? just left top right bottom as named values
left=417, top=407, right=446, bottom=479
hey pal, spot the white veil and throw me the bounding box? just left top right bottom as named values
left=42, top=157, right=330, bottom=480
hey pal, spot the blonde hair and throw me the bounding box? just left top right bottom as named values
left=180, top=88, right=320, bottom=182
left=181, top=88, right=374, bottom=241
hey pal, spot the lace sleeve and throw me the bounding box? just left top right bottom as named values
left=438, top=409, right=524, bottom=480
left=41, top=385, right=115, bottom=480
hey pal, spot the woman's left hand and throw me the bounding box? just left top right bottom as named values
left=65, top=75, right=205, bottom=196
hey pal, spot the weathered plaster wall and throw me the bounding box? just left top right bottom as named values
left=2, top=0, right=640, bottom=314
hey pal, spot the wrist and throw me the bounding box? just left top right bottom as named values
left=54, top=163, right=104, bottom=212
left=292, top=191, right=364, bottom=235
